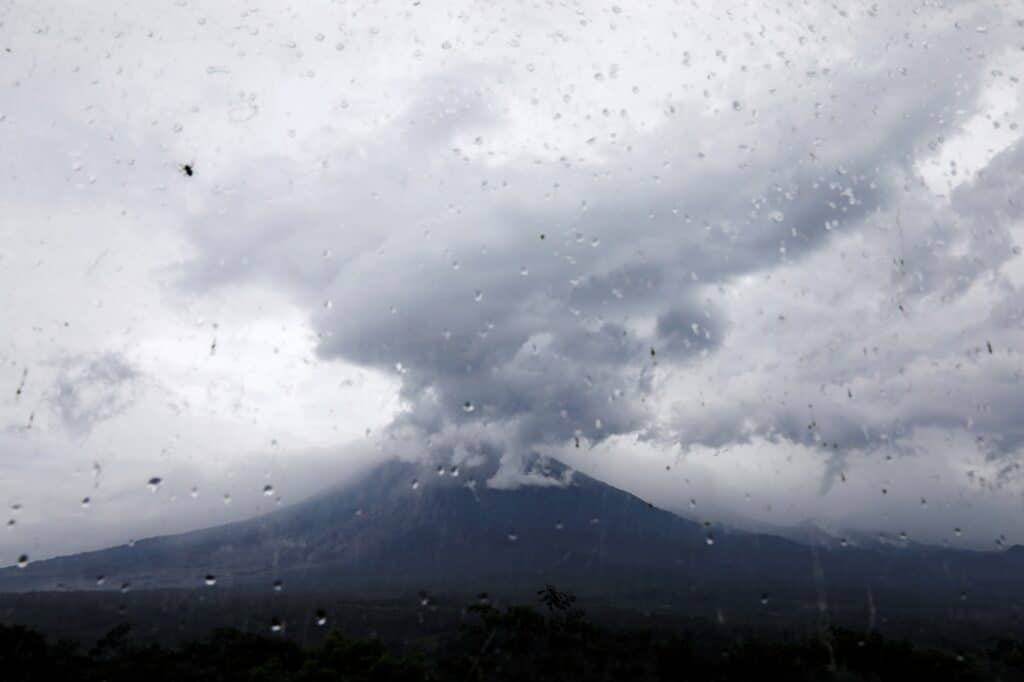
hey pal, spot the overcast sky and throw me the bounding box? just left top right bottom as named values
left=1, top=0, right=1023, bottom=563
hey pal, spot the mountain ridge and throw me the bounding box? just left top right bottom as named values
left=2, top=456, right=1023, bottom=608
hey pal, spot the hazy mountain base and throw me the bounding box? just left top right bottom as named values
left=3, top=587, right=1024, bottom=682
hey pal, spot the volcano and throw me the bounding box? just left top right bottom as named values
left=3, top=456, right=1023, bottom=614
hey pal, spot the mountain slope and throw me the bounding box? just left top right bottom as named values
left=0, top=457, right=799, bottom=592
left=2, top=456, right=1023, bottom=609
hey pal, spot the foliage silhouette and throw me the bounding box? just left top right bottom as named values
left=0, top=587, right=1020, bottom=681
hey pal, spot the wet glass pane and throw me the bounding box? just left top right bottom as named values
left=1, top=1, right=1023, bottom=679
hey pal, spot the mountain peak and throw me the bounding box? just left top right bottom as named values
left=0, top=456, right=700, bottom=593
left=4, top=457, right=1022, bottom=604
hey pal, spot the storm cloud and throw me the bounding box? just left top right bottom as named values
left=1, top=0, right=1023, bottom=558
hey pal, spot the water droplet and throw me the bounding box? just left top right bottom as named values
left=555, top=521, right=564, bottom=530
left=473, top=290, right=483, bottom=302
left=120, top=582, right=131, bottom=593
left=81, top=497, right=91, bottom=508
left=411, top=479, right=420, bottom=490
left=732, top=100, right=742, bottom=111
left=315, top=610, right=327, bottom=626
left=441, top=40, right=451, bottom=49
left=16, top=554, right=28, bottom=568
left=705, top=534, right=715, bottom=546
left=204, top=575, right=217, bottom=586
left=270, top=618, right=283, bottom=633
left=954, top=527, right=962, bottom=537
left=760, top=593, right=769, bottom=605
left=273, top=579, right=283, bottom=592
left=190, top=487, right=199, bottom=498
left=520, top=266, right=529, bottom=276
left=223, top=493, right=232, bottom=505
left=147, top=477, right=162, bottom=491
left=95, top=575, right=105, bottom=586
left=507, top=531, right=518, bottom=542
left=769, top=211, right=784, bottom=223
left=323, top=299, right=333, bottom=310
left=263, top=484, right=275, bottom=496
left=462, top=401, right=475, bottom=413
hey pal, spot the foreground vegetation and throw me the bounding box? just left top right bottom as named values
left=3, top=587, right=1023, bottom=681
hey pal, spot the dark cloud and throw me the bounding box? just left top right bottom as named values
left=172, top=2, right=1024, bottom=497
left=0, top=0, right=1021, bottom=557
